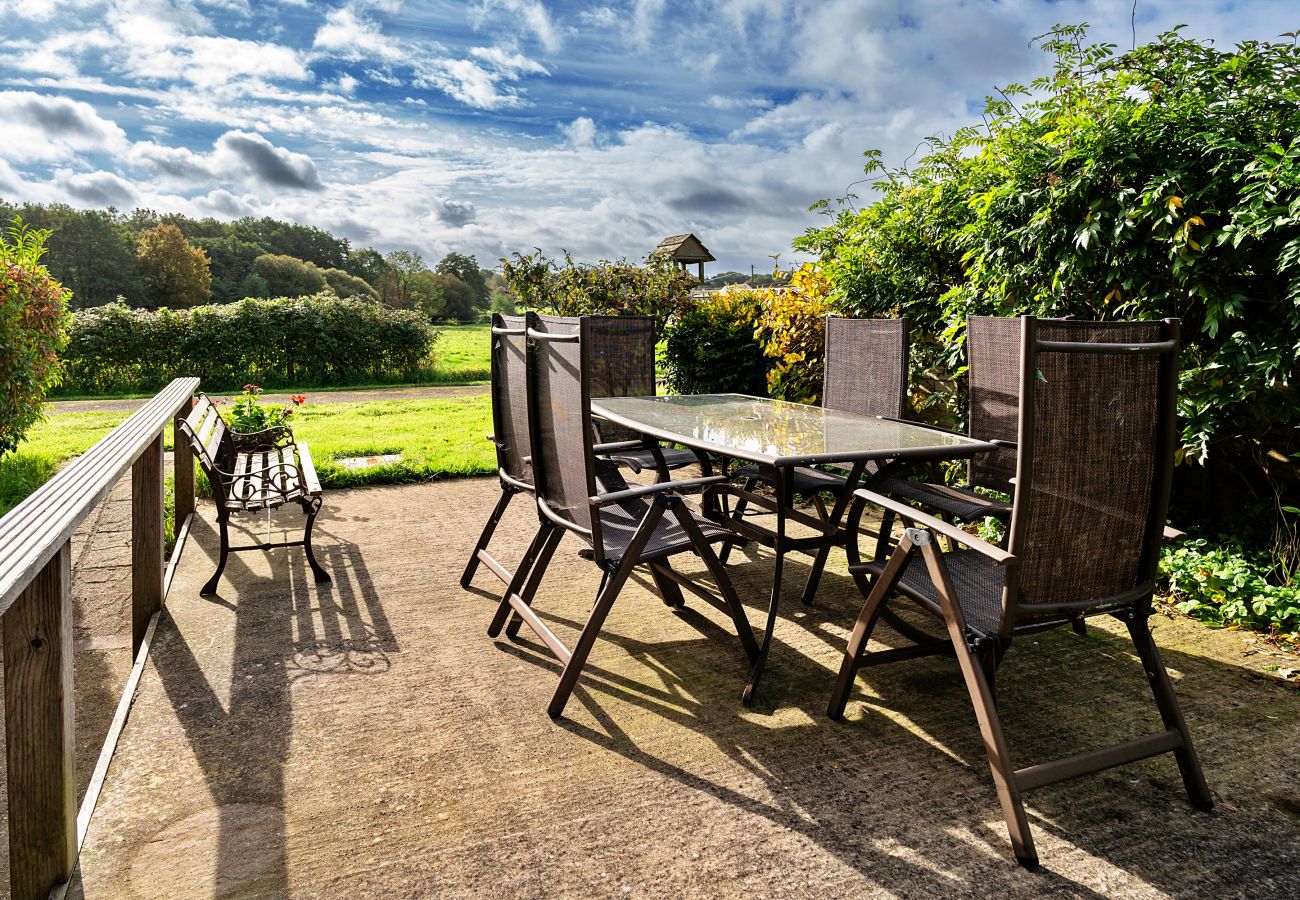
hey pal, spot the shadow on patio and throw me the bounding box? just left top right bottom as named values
left=71, top=477, right=1300, bottom=899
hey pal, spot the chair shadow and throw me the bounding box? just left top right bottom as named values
left=490, top=541, right=1300, bottom=895
left=143, top=506, right=397, bottom=897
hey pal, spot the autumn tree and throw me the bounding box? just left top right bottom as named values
left=136, top=223, right=211, bottom=308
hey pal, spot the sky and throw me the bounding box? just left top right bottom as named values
left=0, top=1, right=1292, bottom=273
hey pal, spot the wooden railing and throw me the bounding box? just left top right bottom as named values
left=0, top=378, right=198, bottom=900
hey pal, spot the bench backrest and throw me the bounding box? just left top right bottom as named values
left=180, top=393, right=229, bottom=487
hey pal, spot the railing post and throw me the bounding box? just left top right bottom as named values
left=132, top=433, right=164, bottom=654
left=174, top=395, right=195, bottom=525
left=3, top=541, right=76, bottom=900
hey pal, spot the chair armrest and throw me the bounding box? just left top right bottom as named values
left=989, top=439, right=1017, bottom=450
left=592, top=475, right=727, bottom=507
left=594, top=440, right=648, bottom=454
left=1162, top=525, right=1187, bottom=544
left=229, top=425, right=294, bottom=449
left=854, top=488, right=1015, bottom=565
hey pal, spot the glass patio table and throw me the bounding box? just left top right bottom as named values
left=591, top=393, right=997, bottom=704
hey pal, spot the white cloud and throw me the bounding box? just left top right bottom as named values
left=477, top=0, right=560, bottom=53
left=416, top=46, right=550, bottom=110
left=130, top=130, right=323, bottom=191
left=561, top=117, right=596, bottom=149
left=313, top=5, right=404, bottom=62
left=0, top=91, right=129, bottom=163
left=59, top=169, right=138, bottom=207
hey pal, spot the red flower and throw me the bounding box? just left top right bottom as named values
left=291, top=394, right=306, bottom=405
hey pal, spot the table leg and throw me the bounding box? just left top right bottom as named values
left=743, top=465, right=791, bottom=706
left=798, top=460, right=867, bottom=606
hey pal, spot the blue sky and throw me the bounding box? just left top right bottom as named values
left=0, top=0, right=1291, bottom=272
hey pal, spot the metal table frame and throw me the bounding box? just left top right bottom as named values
left=592, top=394, right=996, bottom=705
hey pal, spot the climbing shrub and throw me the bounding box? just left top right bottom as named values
left=0, top=219, right=71, bottom=456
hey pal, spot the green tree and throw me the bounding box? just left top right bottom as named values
left=322, top=267, right=378, bottom=300
left=0, top=219, right=72, bottom=455
left=252, top=253, right=327, bottom=297
left=436, top=251, right=489, bottom=311
left=193, top=234, right=266, bottom=303
left=794, top=24, right=1300, bottom=532
left=136, top=223, right=211, bottom=308
left=1, top=203, right=143, bottom=307
left=427, top=272, right=475, bottom=321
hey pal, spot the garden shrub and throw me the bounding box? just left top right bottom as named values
left=1161, top=539, right=1300, bottom=644
left=0, top=219, right=71, bottom=456
left=662, top=292, right=768, bottom=396
left=61, top=294, right=437, bottom=393
left=501, top=251, right=698, bottom=332
left=754, top=265, right=832, bottom=404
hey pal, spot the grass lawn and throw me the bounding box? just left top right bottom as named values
left=432, top=322, right=490, bottom=384
left=0, top=396, right=495, bottom=517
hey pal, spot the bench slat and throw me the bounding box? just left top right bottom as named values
left=297, top=443, right=322, bottom=496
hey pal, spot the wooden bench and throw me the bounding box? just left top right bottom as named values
left=180, top=392, right=330, bottom=595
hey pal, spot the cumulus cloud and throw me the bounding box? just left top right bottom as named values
left=130, top=130, right=323, bottom=191
left=561, top=117, right=597, bottom=148
left=60, top=169, right=137, bottom=207
left=436, top=197, right=477, bottom=227
left=0, top=91, right=129, bottom=163
left=313, top=5, right=404, bottom=62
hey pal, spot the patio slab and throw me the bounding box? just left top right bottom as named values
left=71, top=477, right=1300, bottom=898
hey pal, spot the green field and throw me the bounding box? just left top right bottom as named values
left=432, top=322, right=491, bottom=383
left=0, top=396, right=495, bottom=516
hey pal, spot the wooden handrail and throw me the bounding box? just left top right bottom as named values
left=0, top=377, right=198, bottom=900
left=0, top=378, right=198, bottom=614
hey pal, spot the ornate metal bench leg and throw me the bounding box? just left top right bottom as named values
left=302, top=496, right=330, bottom=583
left=202, top=515, right=230, bottom=596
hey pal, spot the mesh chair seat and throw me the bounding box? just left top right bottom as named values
left=879, top=478, right=1011, bottom=522
left=860, top=550, right=1007, bottom=635
left=603, top=446, right=699, bottom=474
left=599, top=499, right=733, bottom=566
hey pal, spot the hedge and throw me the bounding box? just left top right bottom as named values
left=61, top=295, right=437, bottom=393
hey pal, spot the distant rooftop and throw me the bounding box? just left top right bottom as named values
left=653, top=233, right=715, bottom=263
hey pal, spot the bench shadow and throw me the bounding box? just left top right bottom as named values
left=142, top=507, right=397, bottom=898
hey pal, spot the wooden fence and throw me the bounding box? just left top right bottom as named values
left=0, top=378, right=199, bottom=900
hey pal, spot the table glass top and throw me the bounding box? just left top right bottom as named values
left=591, top=394, right=992, bottom=466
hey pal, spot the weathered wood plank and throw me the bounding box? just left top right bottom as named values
left=131, top=434, right=164, bottom=655
left=0, top=378, right=199, bottom=616
left=3, top=542, right=75, bottom=900
left=173, top=396, right=195, bottom=525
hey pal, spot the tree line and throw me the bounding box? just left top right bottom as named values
left=0, top=200, right=501, bottom=322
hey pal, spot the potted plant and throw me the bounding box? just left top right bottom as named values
left=224, top=384, right=305, bottom=450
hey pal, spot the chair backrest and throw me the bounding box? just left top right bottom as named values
left=1004, top=316, right=1179, bottom=629
left=586, top=315, right=657, bottom=444
left=525, top=312, right=602, bottom=549
left=822, top=317, right=909, bottom=419
left=967, top=316, right=1022, bottom=493
left=179, top=392, right=227, bottom=478
left=489, top=313, right=532, bottom=488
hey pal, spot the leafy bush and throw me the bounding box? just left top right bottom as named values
left=321, top=267, right=378, bottom=300
left=253, top=253, right=327, bottom=297
left=1161, top=539, right=1300, bottom=643
left=754, top=265, right=832, bottom=404
left=662, top=292, right=768, bottom=395
left=0, top=219, right=71, bottom=456
left=795, top=26, right=1300, bottom=496
left=61, top=295, right=437, bottom=393
left=501, top=251, right=698, bottom=332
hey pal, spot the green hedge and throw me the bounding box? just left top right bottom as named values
left=61, top=295, right=437, bottom=393
left=662, top=292, right=768, bottom=396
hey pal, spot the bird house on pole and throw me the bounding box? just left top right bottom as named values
left=653, top=233, right=715, bottom=283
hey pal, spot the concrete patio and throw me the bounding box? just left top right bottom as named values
left=63, top=477, right=1300, bottom=898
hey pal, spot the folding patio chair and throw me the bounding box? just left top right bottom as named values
left=586, top=315, right=699, bottom=480
left=488, top=312, right=759, bottom=718
left=461, top=314, right=534, bottom=589
left=878, top=315, right=1020, bottom=528
left=827, top=316, right=1212, bottom=869
left=722, top=316, right=908, bottom=556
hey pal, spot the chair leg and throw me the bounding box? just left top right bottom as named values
left=669, top=499, right=759, bottom=661
left=302, top=496, right=330, bottom=583
left=919, top=538, right=1037, bottom=869
left=719, top=477, right=757, bottom=565
left=488, top=522, right=552, bottom=638
left=649, top=561, right=686, bottom=608
left=828, top=534, right=917, bottom=720
left=505, top=525, right=565, bottom=640
left=461, top=488, right=514, bottom=588
left=548, top=497, right=668, bottom=718
left=1124, top=610, right=1214, bottom=811
left=202, top=515, right=230, bottom=596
